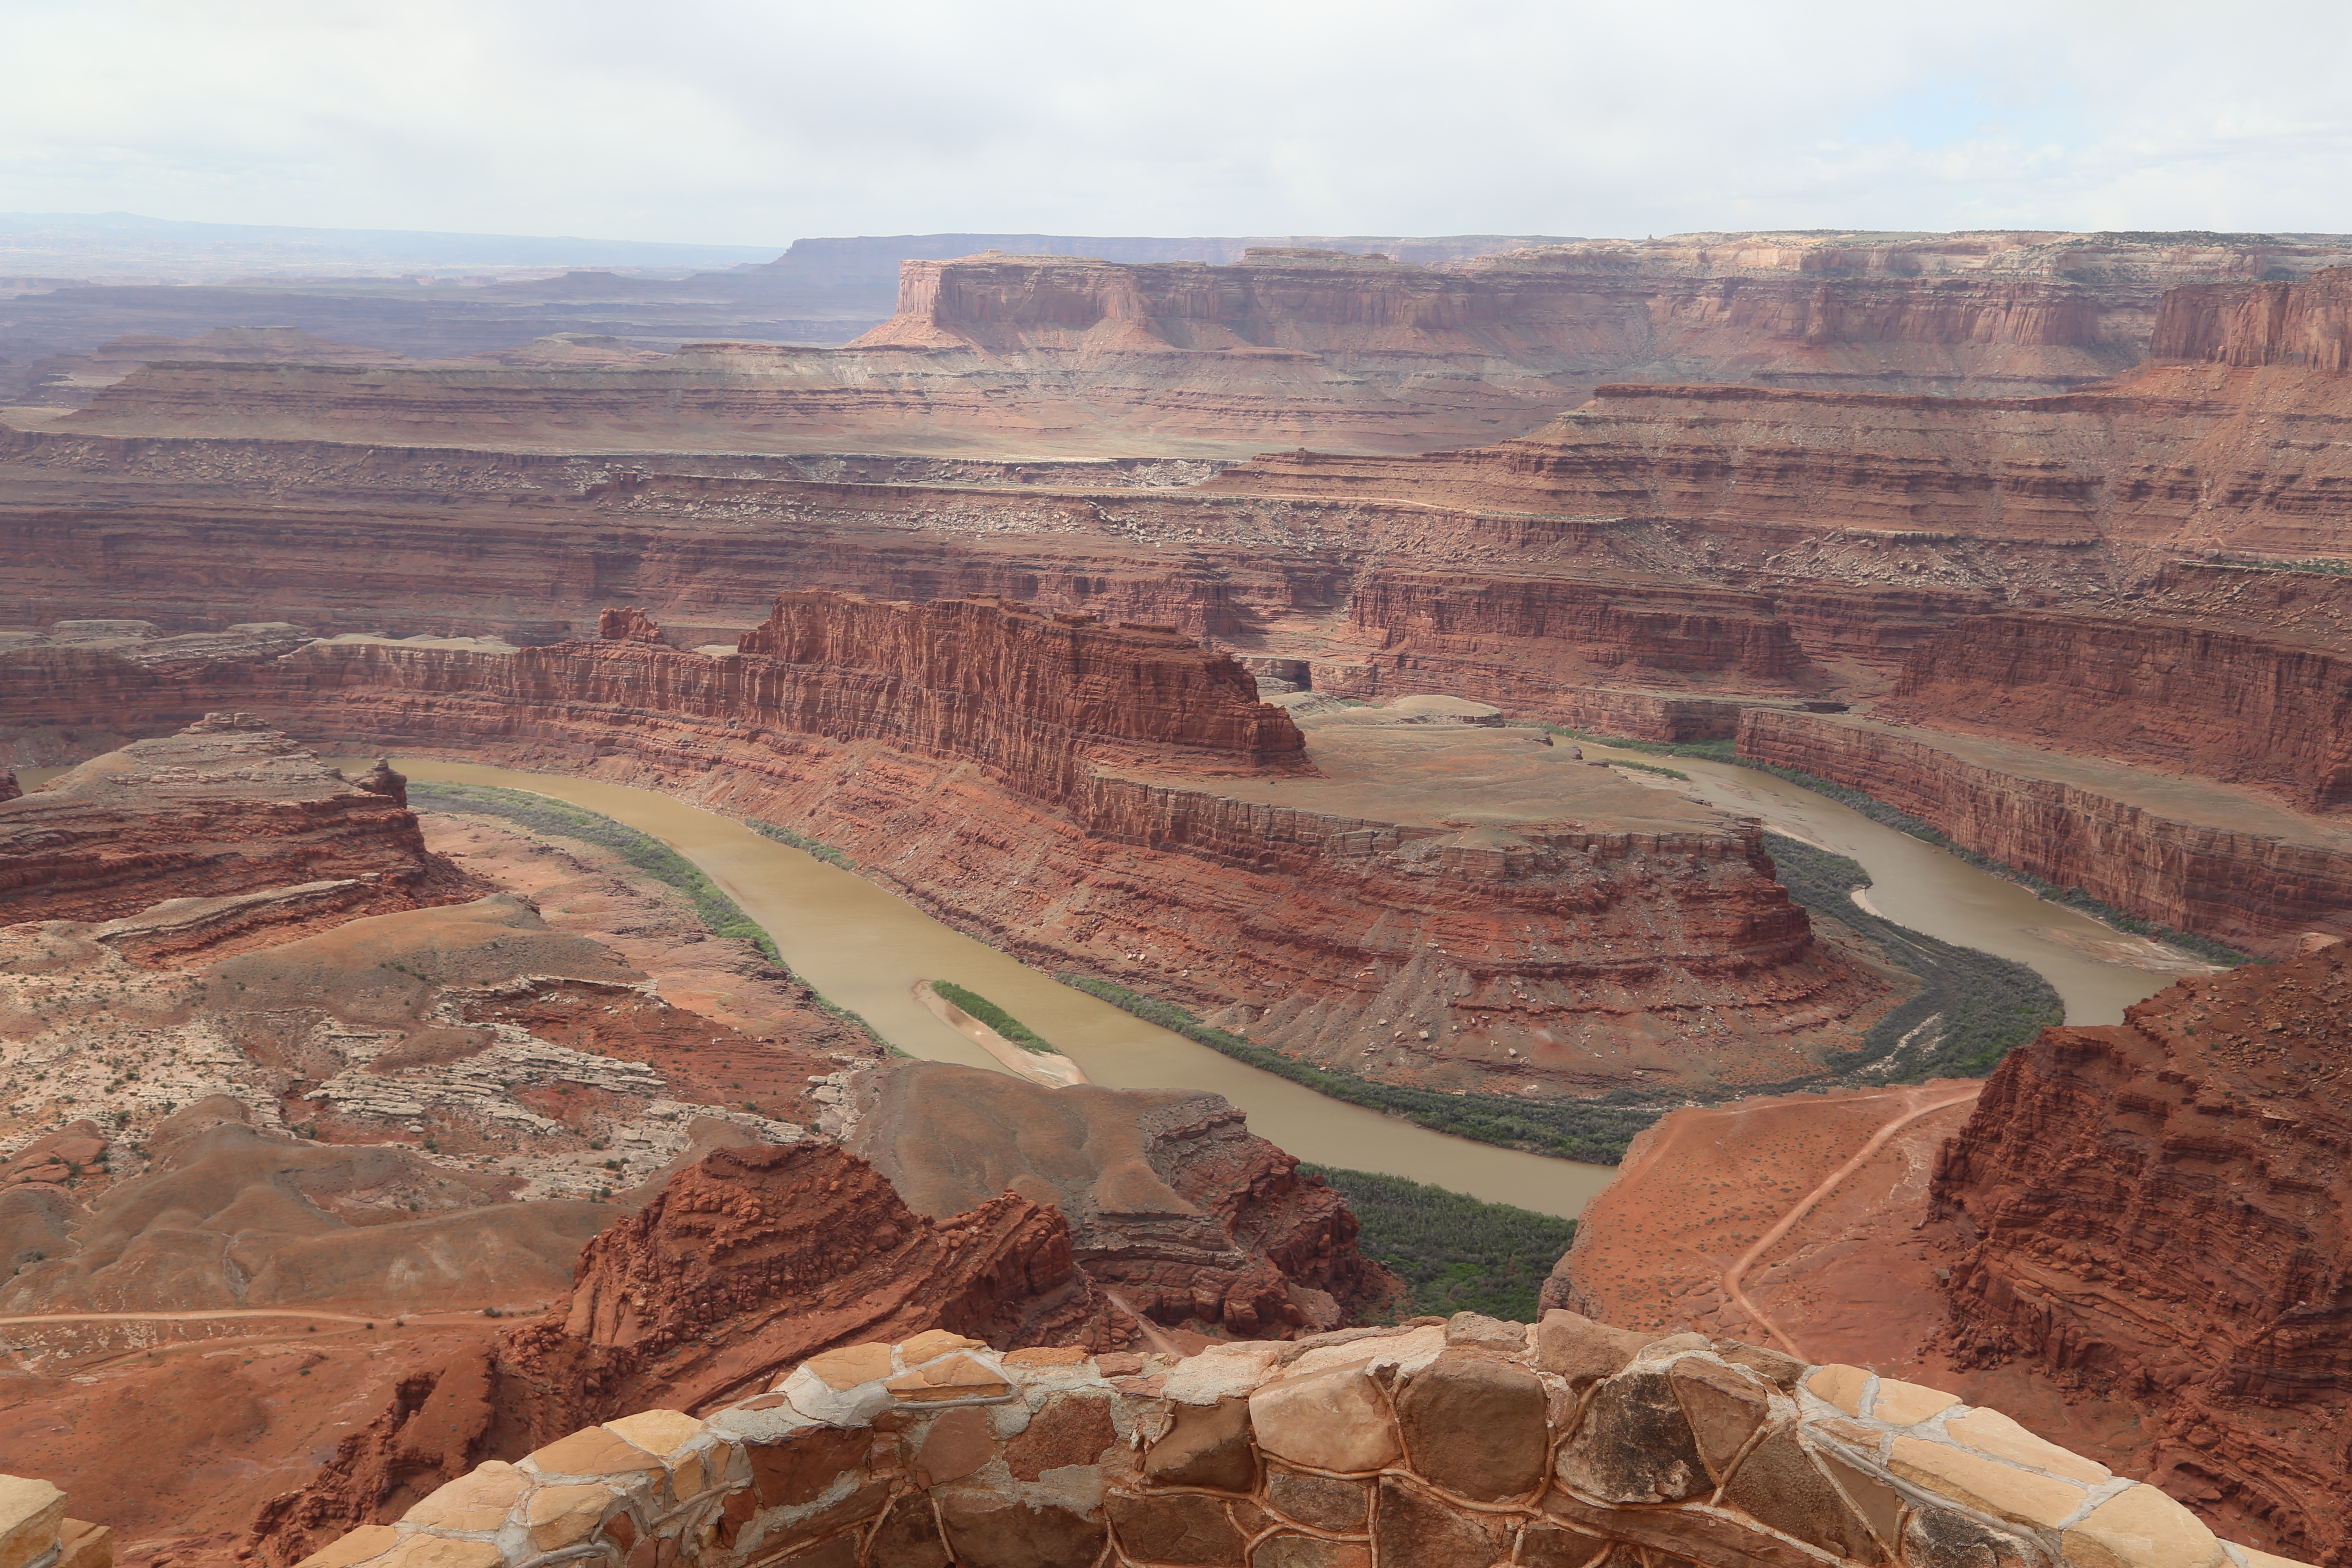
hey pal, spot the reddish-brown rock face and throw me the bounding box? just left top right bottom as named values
left=247, top=1139, right=1129, bottom=1567
left=516, top=1140, right=1124, bottom=1419
left=595, top=606, right=668, bottom=644
left=734, top=591, right=1306, bottom=778
left=0, top=714, right=482, bottom=944
left=1883, top=606, right=2352, bottom=811
left=1736, top=710, right=2352, bottom=954
left=1932, top=944, right=2352, bottom=1561
left=2150, top=266, right=2352, bottom=371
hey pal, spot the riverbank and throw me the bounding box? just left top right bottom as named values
left=383, top=756, right=1623, bottom=1218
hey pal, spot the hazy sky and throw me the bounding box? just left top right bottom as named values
left=4, top=0, right=2348, bottom=245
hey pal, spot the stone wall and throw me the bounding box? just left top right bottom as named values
left=273, top=1312, right=2309, bottom=1568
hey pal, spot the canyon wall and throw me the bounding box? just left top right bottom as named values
left=1210, top=362, right=2352, bottom=571
left=48, top=235, right=2352, bottom=458
left=1735, top=711, right=2352, bottom=954
left=0, top=600, right=1881, bottom=1094
left=1882, top=608, right=2352, bottom=811
left=254, top=1312, right=2310, bottom=1568
left=0, top=714, right=479, bottom=940
left=2150, top=266, right=2352, bottom=371
left=1933, top=944, right=2352, bottom=1561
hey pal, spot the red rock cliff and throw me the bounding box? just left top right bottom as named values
left=2150, top=267, right=2352, bottom=372
left=1736, top=710, right=2352, bottom=954
left=0, top=713, right=480, bottom=934
left=735, top=590, right=1305, bottom=775
left=249, top=1140, right=1130, bottom=1567
left=1883, top=607, right=2352, bottom=811
left=1932, top=943, right=2352, bottom=1560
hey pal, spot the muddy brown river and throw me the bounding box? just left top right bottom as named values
left=17, top=748, right=2186, bottom=1217
left=1572, top=744, right=2196, bottom=1025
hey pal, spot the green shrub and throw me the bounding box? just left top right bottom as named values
left=749, top=819, right=854, bottom=869
left=1060, top=975, right=1660, bottom=1164
left=1305, top=1164, right=1576, bottom=1324
left=931, top=981, right=1054, bottom=1054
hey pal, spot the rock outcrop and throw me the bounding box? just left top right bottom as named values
left=1933, top=943, right=2352, bottom=1561
left=1881, top=603, right=2352, bottom=812
left=2150, top=266, right=2352, bottom=371
left=247, top=1140, right=1133, bottom=1564
left=845, top=1062, right=1387, bottom=1338
left=0, top=715, right=482, bottom=946
left=258, top=1312, right=2312, bottom=1568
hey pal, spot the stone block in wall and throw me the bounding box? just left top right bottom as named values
left=0, top=1479, right=64, bottom=1568
left=51, top=1523, right=108, bottom=1568
left=1553, top=1363, right=1710, bottom=1503
left=271, top=1320, right=2324, bottom=1568
left=1393, top=1347, right=1548, bottom=1500
left=1534, top=1307, right=1654, bottom=1387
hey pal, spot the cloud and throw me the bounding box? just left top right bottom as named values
left=1, top=0, right=2346, bottom=245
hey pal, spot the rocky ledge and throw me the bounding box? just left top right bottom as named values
left=236, top=1310, right=2305, bottom=1568
left=0, top=714, right=484, bottom=953
left=1935, top=940, right=2352, bottom=1559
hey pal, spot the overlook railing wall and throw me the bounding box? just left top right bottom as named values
left=258, top=1312, right=2305, bottom=1568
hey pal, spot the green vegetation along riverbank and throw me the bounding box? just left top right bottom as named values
left=407, top=781, right=883, bottom=1041
left=928, top=981, right=1055, bottom=1054
left=1060, top=974, right=1660, bottom=1164
left=1306, top=1164, right=1576, bottom=1323
left=1764, top=832, right=2063, bottom=1080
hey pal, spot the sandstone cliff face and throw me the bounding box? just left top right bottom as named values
left=0, top=714, right=481, bottom=940
left=1314, top=570, right=1826, bottom=704
left=734, top=590, right=1305, bottom=778
left=1883, top=608, right=2352, bottom=811
left=248, top=1140, right=1130, bottom=1567
left=1736, top=710, right=2352, bottom=954
left=2150, top=267, right=2352, bottom=371
left=1208, top=357, right=2352, bottom=573
left=1933, top=945, right=2352, bottom=1560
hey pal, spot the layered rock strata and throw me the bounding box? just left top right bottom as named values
left=1880, top=600, right=2352, bottom=812
left=844, top=1062, right=1385, bottom=1338
left=262, top=1311, right=2310, bottom=1568
left=47, top=236, right=2352, bottom=458
left=0, top=714, right=481, bottom=943
left=0, top=595, right=1881, bottom=1092
left=245, top=1139, right=1133, bottom=1562
left=2150, top=267, right=2352, bottom=371
left=1208, top=361, right=2352, bottom=572
left=1933, top=943, right=2352, bottom=1561
left=1735, top=710, right=2352, bottom=955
